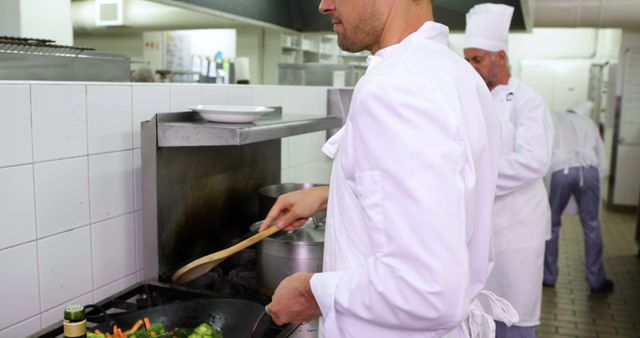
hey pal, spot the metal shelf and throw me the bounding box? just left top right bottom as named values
left=154, top=108, right=341, bottom=147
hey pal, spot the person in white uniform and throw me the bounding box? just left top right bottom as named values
left=257, top=0, right=519, bottom=336
left=544, top=100, right=614, bottom=294
left=463, top=3, right=554, bottom=338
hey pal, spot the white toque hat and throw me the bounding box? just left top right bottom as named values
left=464, top=3, right=514, bottom=52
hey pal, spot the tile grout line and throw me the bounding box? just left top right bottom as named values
left=0, top=210, right=140, bottom=253
left=85, top=84, right=97, bottom=298
left=29, top=84, right=45, bottom=331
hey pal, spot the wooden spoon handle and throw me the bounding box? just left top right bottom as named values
left=230, top=224, right=280, bottom=252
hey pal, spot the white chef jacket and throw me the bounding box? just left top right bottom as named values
left=483, top=77, right=553, bottom=327
left=550, top=111, right=608, bottom=178
left=309, top=21, right=502, bottom=337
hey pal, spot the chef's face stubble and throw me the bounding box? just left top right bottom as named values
left=319, top=0, right=386, bottom=53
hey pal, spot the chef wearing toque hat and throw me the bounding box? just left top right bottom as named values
left=464, top=3, right=555, bottom=338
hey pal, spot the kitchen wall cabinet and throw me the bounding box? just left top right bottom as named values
left=263, top=30, right=368, bottom=84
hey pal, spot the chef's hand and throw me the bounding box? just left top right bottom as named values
left=270, top=272, right=321, bottom=325
left=260, top=186, right=329, bottom=231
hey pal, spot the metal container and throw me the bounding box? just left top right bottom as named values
left=258, top=183, right=326, bottom=219
left=251, top=219, right=324, bottom=295
left=252, top=219, right=324, bottom=338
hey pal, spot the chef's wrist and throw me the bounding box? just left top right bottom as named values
left=315, top=186, right=330, bottom=210
left=303, top=272, right=322, bottom=316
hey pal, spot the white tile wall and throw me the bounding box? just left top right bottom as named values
left=91, top=214, right=136, bottom=288
left=170, top=85, right=202, bottom=111
left=0, top=85, right=32, bottom=168
left=0, top=165, right=36, bottom=250
left=228, top=85, right=252, bottom=104
left=132, top=85, right=171, bottom=148
left=288, top=131, right=327, bottom=167
left=287, top=160, right=332, bottom=185
left=93, top=274, right=137, bottom=302
left=34, top=157, right=90, bottom=238
left=252, top=85, right=287, bottom=108
left=40, top=292, right=93, bottom=328
left=31, top=85, right=87, bottom=162
left=133, top=150, right=142, bottom=211
left=299, top=86, right=329, bottom=116
left=0, top=82, right=334, bottom=335
left=87, top=85, right=133, bottom=154
left=201, top=85, right=229, bottom=105
left=88, top=151, right=134, bottom=222
left=0, top=315, right=41, bottom=338
left=37, top=226, right=93, bottom=311
left=0, top=243, right=40, bottom=331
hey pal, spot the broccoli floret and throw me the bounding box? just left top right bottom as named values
left=193, top=323, right=213, bottom=336
left=149, top=322, right=166, bottom=334
left=87, top=333, right=106, bottom=338
left=130, top=331, right=151, bottom=338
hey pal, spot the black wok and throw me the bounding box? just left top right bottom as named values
left=90, top=298, right=271, bottom=338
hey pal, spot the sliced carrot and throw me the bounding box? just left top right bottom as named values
left=113, top=325, right=118, bottom=337
left=129, top=319, right=144, bottom=333
left=143, top=317, right=151, bottom=330
left=150, top=332, right=156, bottom=337
left=95, top=330, right=103, bottom=335
left=105, top=334, right=113, bottom=338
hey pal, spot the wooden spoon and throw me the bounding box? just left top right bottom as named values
left=172, top=225, right=281, bottom=284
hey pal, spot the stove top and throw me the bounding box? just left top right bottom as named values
left=30, top=248, right=288, bottom=338
left=30, top=281, right=289, bottom=338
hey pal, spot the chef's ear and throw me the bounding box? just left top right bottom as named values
left=496, top=50, right=509, bottom=65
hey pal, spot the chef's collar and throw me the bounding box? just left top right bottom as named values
left=366, top=21, right=449, bottom=70
left=491, top=76, right=519, bottom=97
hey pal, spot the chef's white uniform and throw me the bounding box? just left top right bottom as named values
left=483, top=76, right=554, bottom=329
left=309, top=21, right=512, bottom=337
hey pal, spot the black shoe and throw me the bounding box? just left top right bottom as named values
left=542, top=282, right=555, bottom=288
left=591, top=279, right=614, bottom=294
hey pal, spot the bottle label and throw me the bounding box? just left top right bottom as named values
left=63, top=319, right=87, bottom=337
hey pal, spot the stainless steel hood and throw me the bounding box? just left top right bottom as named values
left=0, top=36, right=130, bottom=82
left=151, top=0, right=532, bottom=32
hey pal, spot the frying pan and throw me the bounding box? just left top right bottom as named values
left=90, top=298, right=273, bottom=338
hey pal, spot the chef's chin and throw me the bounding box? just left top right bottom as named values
left=337, top=36, right=367, bottom=53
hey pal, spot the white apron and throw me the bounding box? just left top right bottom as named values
left=486, top=82, right=550, bottom=327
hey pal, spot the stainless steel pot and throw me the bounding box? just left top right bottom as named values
left=251, top=219, right=324, bottom=295
left=251, top=219, right=324, bottom=338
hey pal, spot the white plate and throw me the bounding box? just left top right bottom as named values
left=189, top=105, right=274, bottom=123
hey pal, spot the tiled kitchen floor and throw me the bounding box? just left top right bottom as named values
left=537, top=208, right=640, bottom=338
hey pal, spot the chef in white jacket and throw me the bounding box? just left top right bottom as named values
left=258, top=0, right=519, bottom=336
left=463, top=3, right=554, bottom=338
left=544, top=100, right=614, bottom=294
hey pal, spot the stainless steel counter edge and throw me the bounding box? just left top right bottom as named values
left=156, top=111, right=343, bottom=147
